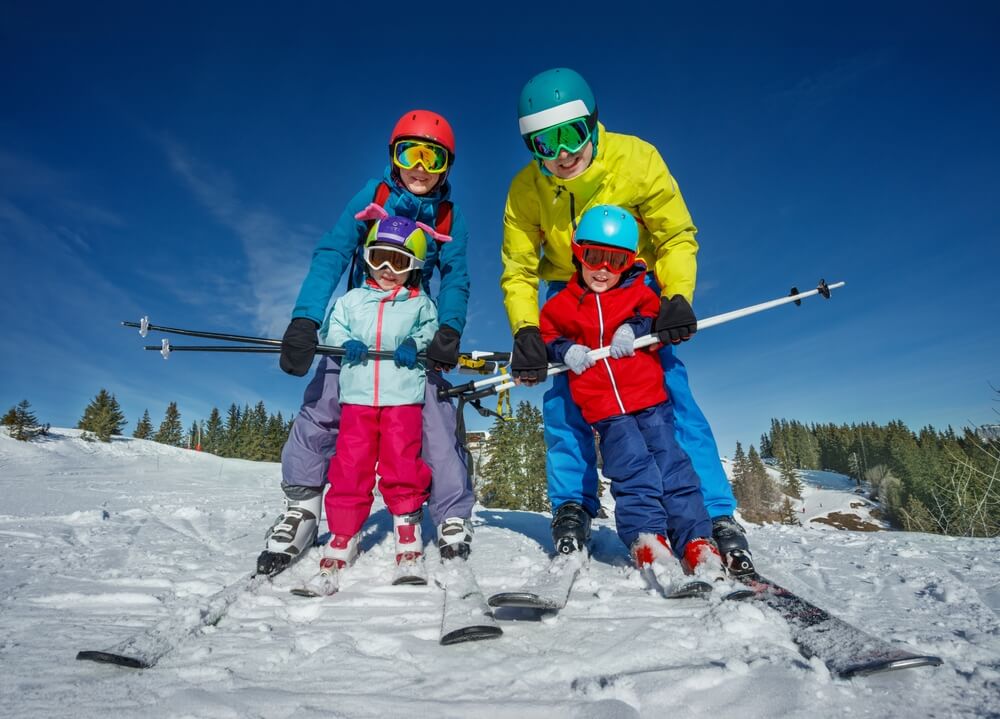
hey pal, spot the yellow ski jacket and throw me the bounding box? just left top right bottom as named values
left=501, top=123, right=698, bottom=333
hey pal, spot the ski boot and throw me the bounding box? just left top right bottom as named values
left=630, top=533, right=674, bottom=569
left=681, top=537, right=727, bottom=583
left=320, top=533, right=359, bottom=575
left=256, top=489, right=321, bottom=576
left=393, top=509, right=427, bottom=585
left=436, top=517, right=473, bottom=561
left=551, top=502, right=591, bottom=555
left=711, top=515, right=755, bottom=577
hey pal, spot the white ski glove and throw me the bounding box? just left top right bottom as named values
left=563, top=344, right=596, bottom=375
left=609, top=324, right=636, bottom=359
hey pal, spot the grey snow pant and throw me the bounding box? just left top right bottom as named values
left=280, top=355, right=475, bottom=525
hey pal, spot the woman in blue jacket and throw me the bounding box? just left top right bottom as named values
left=258, top=110, right=474, bottom=576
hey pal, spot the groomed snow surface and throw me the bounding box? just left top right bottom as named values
left=2, top=430, right=998, bottom=718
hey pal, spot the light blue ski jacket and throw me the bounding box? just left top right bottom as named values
left=323, top=282, right=438, bottom=406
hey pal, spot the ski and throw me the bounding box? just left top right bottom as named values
left=76, top=570, right=268, bottom=669
left=392, top=555, right=428, bottom=586
left=487, top=552, right=583, bottom=611
left=738, top=573, right=944, bottom=677
left=290, top=570, right=340, bottom=598
left=665, top=579, right=714, bottom=599
left=437, top=560, right=503, bottom=645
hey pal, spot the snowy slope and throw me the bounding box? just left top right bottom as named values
left=2, top=430, right=999, bottom=719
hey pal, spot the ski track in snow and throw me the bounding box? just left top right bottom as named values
left=1, top=429, right=999, bottom=719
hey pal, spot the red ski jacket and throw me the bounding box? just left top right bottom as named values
left=540, top=265, right=668, bottom=424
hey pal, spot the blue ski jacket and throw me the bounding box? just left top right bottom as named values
left=291, top=166, right=470, bottom=335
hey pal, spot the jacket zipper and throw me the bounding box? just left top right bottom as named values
left=595, top=294, right=626, bottom=415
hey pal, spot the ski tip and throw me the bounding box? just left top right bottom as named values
left=440, top=625, right=503, bottom=646
left=487, top=592, right=563, bottom=610
left=391, top=575, right=429, bottom=586
left=76, top=650, right=150, bottom=669
left=839, top=654, right=944, bottom=679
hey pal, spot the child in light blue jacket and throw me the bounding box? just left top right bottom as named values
left=319, top=216, right=439, bottom=578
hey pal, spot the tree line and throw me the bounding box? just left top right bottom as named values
left=3, top=391, right=292, bottom=463
left=761, top=417, right=999, bottom=537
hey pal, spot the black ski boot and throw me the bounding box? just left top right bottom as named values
left=256, top=489, right=322, bottom=577
left=711, top=515, right=755, bottom=577
left=437, top=517, right=473, bottom=561
left=551, top=502, right=592, bottom=555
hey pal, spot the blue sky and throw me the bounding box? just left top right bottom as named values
left=2, top=2, right=998, bottom=455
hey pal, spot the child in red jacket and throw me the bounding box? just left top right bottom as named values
left=539, top=205, right=725, bottom=585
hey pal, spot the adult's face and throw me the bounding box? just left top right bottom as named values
left=541, top=141, right=594, bottom=180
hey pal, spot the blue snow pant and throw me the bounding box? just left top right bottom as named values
left=280, top=355, right=475, bottom=525
left=543, top=280, right=736, bottom=520
left=594, top=402, right=713, bottom=554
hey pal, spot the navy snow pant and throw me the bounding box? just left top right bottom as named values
left=594, top=402, right=713, bottom=554
left=280, top=355, right=475, bottom=525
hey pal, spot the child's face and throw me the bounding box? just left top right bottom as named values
left=400, top=165, right=440, bottom=195
left=581, top=264, right=622, bottom=294
left=371, top=265, right=409, bottom=291
left=541, top=141, right=594, bottom=180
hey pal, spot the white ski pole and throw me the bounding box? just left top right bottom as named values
left=446, top=280, right=845, bottom=400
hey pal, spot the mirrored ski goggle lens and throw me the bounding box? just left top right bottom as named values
left=528, top=118, right=592, bottom=159
left=573, top=244, right=635, bottom=272
left=365, top=246, right=418, bottom=273
left=392, top=140, right=449, bottom=173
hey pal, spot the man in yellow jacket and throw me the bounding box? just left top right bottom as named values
left=502, top=67, right=753, bottom=576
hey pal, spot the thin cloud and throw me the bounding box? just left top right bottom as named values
left=159, top=137, right=316, bottom=337
left=770, top=51, right=892, bottom=109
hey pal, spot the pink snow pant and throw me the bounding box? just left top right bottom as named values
left=324, top=403, right=431, bottom=538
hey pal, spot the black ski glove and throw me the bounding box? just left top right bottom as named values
left=653, top=295, right=698, bottom=344
left=511, top=326, right=548, bottom=384
left=426, top=325, right=461, bottom=371
left=279, top=318, right=320, bottom=376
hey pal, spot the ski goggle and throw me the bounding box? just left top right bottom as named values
left=392, top=140, right=450, bottom=174
left=572, top=241, right=636, bottom=273
left=525, top=117, right=593, bottom=160
left=364, top=244, right=424, bottom=273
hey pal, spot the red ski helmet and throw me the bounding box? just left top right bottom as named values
left=390, top=110, right=456, bottom=158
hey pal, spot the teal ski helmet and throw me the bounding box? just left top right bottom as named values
left=575, top=205, right=638, bottom=252
left=517, top=68, right=598, bottom=155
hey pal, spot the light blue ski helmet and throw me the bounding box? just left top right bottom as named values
left=517, top=68, right=599, bottom=152
left=575, top=205, right=638, bottom=252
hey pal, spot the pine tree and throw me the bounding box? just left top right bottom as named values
left=78, top=389, right=127, bottom=442
left=779, top=496, right=801, bottom=526
left=730, top=442, right=750, bottom=507
left=187, top=421, right=200, bottom=449
left=479, top=414, right=522, bottom=508
left=779, top=451, right=803, bottom=499
left=3, top=400, right=49, bottom=441
left=514, top=400, right=549, bottom=512
left=222, top=403, right=241, bottom=457
left=154, top=402, right=184, bottom=446
left=203, top=407, right=223, bottom=455
left=133, top=409, right=153, bottom=439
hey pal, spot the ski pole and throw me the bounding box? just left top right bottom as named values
left=126, top=317, right=510, bottom=371
left=147, top=339, right=504, bottom=374
left=441, top=279, right=845, bottom=400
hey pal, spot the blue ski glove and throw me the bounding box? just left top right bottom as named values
left=563, top=344, right=596, bottom=375
left=342, top=339, right=368, bottom=365
left=393, top=338, right=419, bottom=369
left=609, top=324, right=636, bottom=359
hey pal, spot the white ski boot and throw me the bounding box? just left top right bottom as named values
left=436, top=517, right=473, bottom=561
left=257, top=491, right=321, bottom=576
left=393, top=509, right=427, bottom=585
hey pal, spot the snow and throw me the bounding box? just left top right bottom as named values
left=2, top=429, right=999, bottom=718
